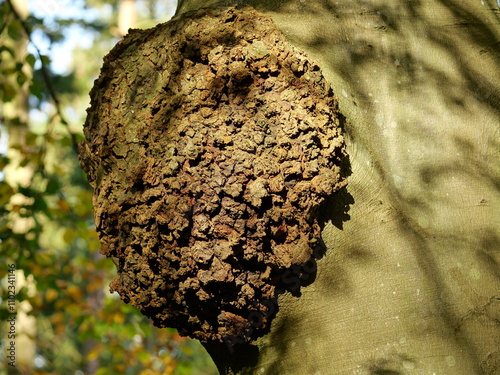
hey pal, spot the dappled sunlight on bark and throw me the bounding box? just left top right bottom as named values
left=169, top=0, right=500, bottom=374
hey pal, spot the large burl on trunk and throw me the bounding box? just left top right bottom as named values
left=80, top=6, right=347, bottom=347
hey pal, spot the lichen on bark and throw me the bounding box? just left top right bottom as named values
left=80, top=5, right=347, bottom=343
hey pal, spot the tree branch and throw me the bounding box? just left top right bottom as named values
left=6, top=0, right=80, bottom=154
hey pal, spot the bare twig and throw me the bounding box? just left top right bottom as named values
left=5, top=0, right=80, bottom=155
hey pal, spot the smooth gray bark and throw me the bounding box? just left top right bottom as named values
left=174, top=0, right=500, bottom=374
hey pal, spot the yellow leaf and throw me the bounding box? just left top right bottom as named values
left=113, top=313, right=125, bottom=324
left=46, top=288, right=58, bottom=302
left=50, top=311, right=64, bottom=325
left=67, top=285, right=82, bottom=300
left=63, top=228, right=75, bottom=243
left=87, top=345, right=101, bottom=361
left=57, top=198, right=71, bottom=212
left=114, top=364, right=126, bottom=372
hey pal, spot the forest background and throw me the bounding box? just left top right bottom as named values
left=0, top=0, right=218, bottom=374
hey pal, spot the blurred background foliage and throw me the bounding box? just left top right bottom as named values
left=0, top=0, right=217, bottom=374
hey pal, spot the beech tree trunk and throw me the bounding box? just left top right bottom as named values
left=82, top=0, right=499, bottom=374
left=174, top=1, right=499, bottom=374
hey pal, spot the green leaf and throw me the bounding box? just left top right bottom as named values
left=40, top=55, right=51, bottom=65
left=33, top=197, right=52, bottom=218
left=136, top=349, right=150, bottom=363
left=18, top=186, right=34, bottom=197
left=63, top=228, right=75, bottom=243
left=25, top=131, right=38, bottom=146
left=17, top=70, right=27, bottom=86
left=45, top=176, right=61, bottom=194
left=25, top=53, right=36, bottom=67
left=1, top=82, right=16, bottom=102
left=7, top=21, right=22, bottom=40
left=95, top=368, right=110, bottom=375
left=94, top=321, right=109, bottom=337
left=29, top=79, right=44, bottom=100
left=19, top=156, right=31, bottom=167
left=60, top=135, right=75, bottom=148
left=0, top=181, right=14, bottom=206
left=0, top=155, right=10, bottom=170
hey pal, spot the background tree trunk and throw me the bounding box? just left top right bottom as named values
left=2, top=1, right=36, bottom=372
left=173, top=0, right=500, bottom=374
left=118, top=0, right=137, bottom=36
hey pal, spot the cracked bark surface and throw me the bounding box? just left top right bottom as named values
left=80, top=6, right=346, bottom=343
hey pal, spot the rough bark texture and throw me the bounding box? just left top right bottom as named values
left=80, top=6, right=346, bottom=344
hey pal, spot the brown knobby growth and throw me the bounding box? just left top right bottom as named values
left=80, top=5, right=347, bottom=343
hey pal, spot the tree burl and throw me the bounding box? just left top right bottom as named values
left=80, top=6, right=347, bottom=344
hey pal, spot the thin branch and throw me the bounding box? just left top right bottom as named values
left=5, top=0, right=80, bottom=155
